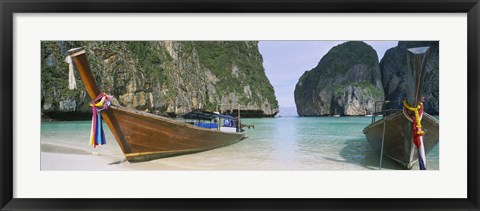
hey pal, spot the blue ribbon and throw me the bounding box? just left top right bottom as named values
left=95, top=112, right=107, bottom=145
left=418, top=150, right=426, bottom=170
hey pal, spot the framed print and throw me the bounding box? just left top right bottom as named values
left=1, top=0, right=479, bottom=210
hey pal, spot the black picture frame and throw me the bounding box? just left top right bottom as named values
left=1, top=0, right=479, bottom=210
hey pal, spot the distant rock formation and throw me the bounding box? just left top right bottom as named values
left=380, top=41, right=439, bottom=114
left=294, top=41, right=384, bottom=116
left=41, top=41, right=279, bottom=120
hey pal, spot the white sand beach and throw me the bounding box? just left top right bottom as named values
left=41, top=143, right=189, bottom=171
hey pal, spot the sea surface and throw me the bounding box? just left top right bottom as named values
left=40, top=116, right=439, bottom=170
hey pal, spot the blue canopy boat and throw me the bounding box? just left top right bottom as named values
left=181, top=111, right=242, bottom=133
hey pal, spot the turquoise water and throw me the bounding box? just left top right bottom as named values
left=41, top=116, right=439, bottom=170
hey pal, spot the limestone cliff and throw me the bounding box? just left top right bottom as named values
left=41, top=41, right=278, bottom=120
left=379, top=41, right=439, bottom=114
left=294, top=41, right=384, bottom=116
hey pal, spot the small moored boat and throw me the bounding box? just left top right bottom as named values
left=363, top=47, right=439, bottom=170
left=180, top=110, right=242, bottom=133
left=68, top=47, right=246, bottom=162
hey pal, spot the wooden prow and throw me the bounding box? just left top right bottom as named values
left=405, top=46, right=430, bottom=107
left=404, top=46, right=431, bottom=167
left=68, top=47, right=132, bottom=153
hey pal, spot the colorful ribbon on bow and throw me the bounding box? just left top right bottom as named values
left=89, top=93, right=111, bottom=148
left=403, top=99, right=427, bottom=170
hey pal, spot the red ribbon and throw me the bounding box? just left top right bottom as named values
left=403, top=104, right=424, bottom=148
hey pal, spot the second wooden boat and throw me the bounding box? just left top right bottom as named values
left=363, top=46, right=439, bottom=170
left=68, top=47, right=246, bottom=162
left=363, top=111, right=439, bottom=169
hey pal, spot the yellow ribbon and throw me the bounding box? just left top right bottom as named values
left=89, top=95, right=106, bottom=107
left=403, top=100, right=424, bottom=135
left=89, top=116, right=95, bottom=145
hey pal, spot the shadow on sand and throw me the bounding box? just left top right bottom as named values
left=324, top=139, right=405, bottom=170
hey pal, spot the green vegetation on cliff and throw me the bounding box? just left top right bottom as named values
left=125, top=42, right=167, bottom=82
left=334, top=82, right=383, bottom=97
left=319, top=41, right=378, bottom=75
left=192, top=42, right=277, bottom=109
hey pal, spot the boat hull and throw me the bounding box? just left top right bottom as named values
left=107, top=106, right=245, bottom=162
left=363, top=112, right=439, bottom=169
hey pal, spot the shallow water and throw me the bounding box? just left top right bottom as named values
left=40, top=116, right=439, bottom=170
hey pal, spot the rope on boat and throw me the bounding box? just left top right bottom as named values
left=65, top=56, right=77, bottom=90
left=379, top=113, right=387, bottom=170
left=89, top=93, right=111, bottom=148
left=403, top=99, right=427, bottom=170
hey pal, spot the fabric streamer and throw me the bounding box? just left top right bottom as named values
left=89, top=93, right=111, bottom=148
left=65, top=56, right=77, bottom=90
left=403, top=99, right=427, bottom=170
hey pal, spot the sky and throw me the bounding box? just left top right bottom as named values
left=258, top=41, right=398, bottom=116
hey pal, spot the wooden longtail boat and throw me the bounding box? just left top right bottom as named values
left=363, top=47, right=439, bottom=169
left=68, top=47, right=246, bottom=162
